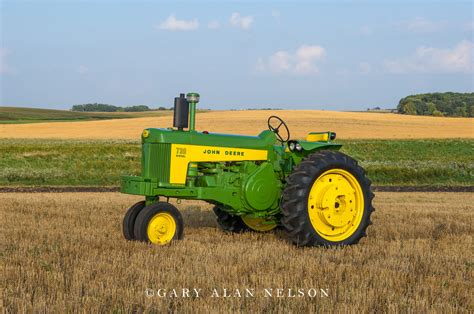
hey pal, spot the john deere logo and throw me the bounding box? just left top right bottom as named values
left=202, top=149, right=245, bottom=156
left=176, top=147, right=187, bottom=158
left=203, top=149, right=221, bottom=155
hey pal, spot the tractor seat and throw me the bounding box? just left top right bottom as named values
left=257, top=130, right=278, bottom=145
left=306, top=132, right=332, bottom=142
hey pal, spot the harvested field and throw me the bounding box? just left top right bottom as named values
left=0, top=110, right=472, bottom=139
left=1, top=192, right=473, bottom=312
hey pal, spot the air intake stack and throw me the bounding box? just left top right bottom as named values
left=173, top=93, right=189, bottom=131
left=186, top=92, right=200, bottom=132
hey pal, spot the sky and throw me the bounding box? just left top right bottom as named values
left=0, top=0, right=473, bottom=110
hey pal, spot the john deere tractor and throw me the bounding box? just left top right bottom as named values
left=121, top=93, right=374, bottom=247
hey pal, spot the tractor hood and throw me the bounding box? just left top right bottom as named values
left=142, top=128, right=277, bottom=150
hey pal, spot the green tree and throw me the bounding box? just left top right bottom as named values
left=432, top=110, right=443, bottom=117
left=454, top=106, right=467, bottom=117
left=124, top=105, right=150, bottom=112
left=71, top=103, right=118, bottom=112
left=397, top=92, right=474, bottom=117
left=404, top=101, right=417, bottom=115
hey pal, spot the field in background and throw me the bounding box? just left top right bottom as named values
left=0, top=139, right=472, bottom=187
left=1, top=110, right=472, bottom=139
left=0, top=106, right=173, bottom=124
left=2, top=192, right=472, bottom=312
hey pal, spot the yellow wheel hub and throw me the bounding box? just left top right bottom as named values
left=241, top=216, right=277, bottom=232
left=147, top=212, right=176, bottom=245
left=308, top=169, right=364, bottom=242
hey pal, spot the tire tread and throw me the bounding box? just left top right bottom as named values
left=281, top=150, right=374, bottom=247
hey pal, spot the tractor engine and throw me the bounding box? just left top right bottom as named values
left=190, top=161, right=282, bottom=216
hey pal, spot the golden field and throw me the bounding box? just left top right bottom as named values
left=1, top=110, right=472, bottom=139
left=1, top=192, right=473, bottom=312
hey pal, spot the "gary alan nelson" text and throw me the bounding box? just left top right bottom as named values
left=145, top=287, right=329, bottom=298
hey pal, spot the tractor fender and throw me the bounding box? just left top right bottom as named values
left=287, top=141, right=342, bottom=165
left=298, top=140, right=342, bottom=152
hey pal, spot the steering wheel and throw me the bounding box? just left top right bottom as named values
left=267, top=115, right=290, bottom=143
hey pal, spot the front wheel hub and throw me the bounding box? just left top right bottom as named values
left=147, top=213, right=177, bottom=245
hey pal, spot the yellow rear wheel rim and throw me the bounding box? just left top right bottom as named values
left=241, top=216, right=277, bottom=232
left=308, top=169, right=364, bottom=242
left=147, top=212, right=176, bottom=245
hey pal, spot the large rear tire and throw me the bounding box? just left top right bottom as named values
left=281, top=150, right=374, bottom=246
left=213, top=206, right=248, bottom=233
left=241, top=215, right=278, bottom=232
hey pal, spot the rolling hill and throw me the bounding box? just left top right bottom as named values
left=0, top=106, right=173, bottom=124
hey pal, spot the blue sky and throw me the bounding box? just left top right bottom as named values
left=1, top=0, right=473, bottom=110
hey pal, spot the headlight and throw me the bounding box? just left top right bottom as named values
left=142, top=130, right=150, bottom=138
left=289, top=142, right=295, bottom=151
left=295, top=143, right=302, bottom=151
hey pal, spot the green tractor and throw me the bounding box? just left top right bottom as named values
left=121, top=93, right=374, bottom=246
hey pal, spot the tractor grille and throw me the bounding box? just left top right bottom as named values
left=142, top=143, right=171, bottom=183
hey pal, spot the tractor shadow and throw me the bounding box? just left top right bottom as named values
left=179, top=204, right=287, bottom=241
left=180, top=205, right=218, bottom=229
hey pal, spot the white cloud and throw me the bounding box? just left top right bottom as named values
left=258, top=45, right=326, bottom=75
left=384, top=40, right=473, bottom=73
left=0, top=48, right=15, bottom=75
left=229, top=12, right=253, bottom=30
left=294, top=45, right=326, bottom=74
left=157, top=14, right=199, bottom=31
left=359, top=62, right=372, bottom=73
left=268, top=51, right=292, bottom=73
left=77, top=65, right=89, bottom=75
left=399, top=17, right=445, bottom=33
left=207, top=20, right=220, bottom=30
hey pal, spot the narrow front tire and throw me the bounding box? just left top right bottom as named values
left=123, top=201, right=146, bottom=241
left=134, top=202, right=184, bottom=245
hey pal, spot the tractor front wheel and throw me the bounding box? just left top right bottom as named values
left=281, top=150, right=374, bottom=246
left=123, top=201, right=145, bottom=240
left=134, top=202, right=184, bottom=245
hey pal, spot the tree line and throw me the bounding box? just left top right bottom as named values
left=397, top=92, right=473, bottom=117
left=71, top=103, right=175, bottom=112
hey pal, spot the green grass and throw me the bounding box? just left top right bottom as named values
left=340, top=139, right=473, bottom=186
left=0, top=139, right=472, bottom=187
left=0, top=107, right=173, bottom=124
